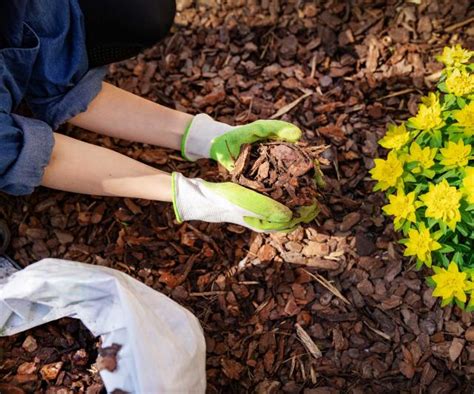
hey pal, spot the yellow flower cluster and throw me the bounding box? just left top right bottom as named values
left=462, top=167, right=474, bottom=204
left=445, top=69, right=474, bottom=97
left=379, top=124, right=410, bottom=150
left=439, top=140, right=471, bottom=168
left=371, top=45, right=474, bottom=310
left=454, top=101, right=474, bottom=137
left=408, top=93, right=444, bottom=130
left=406, top=142, right=436, bottom=172
left=382, top=190, right=417, bottom=229
left=432, top=262, right=474, bottom=305
left=437, top=45, right=474, bottom=68
left=419, top=180, right=462, bottom=230
left=370, top=151, right=403, bottom=191
left=403, top=223, right=441, bottom=267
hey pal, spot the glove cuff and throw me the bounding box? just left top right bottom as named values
left=171, top=172, right=184, bottom=223
left=181, top=114, right=234, bottom=161
left=171, top=172, right=257, bottom=228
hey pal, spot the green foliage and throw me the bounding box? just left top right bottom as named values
left=371, top=45, right=474, bottom=308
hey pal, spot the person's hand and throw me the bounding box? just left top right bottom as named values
left=172, top=173, right=317, bottom=232
left=181, top=114, right=302, bottom=171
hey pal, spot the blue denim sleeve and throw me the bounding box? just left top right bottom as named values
left=0, top=22, right=54, bottom=196
left=0, top=113, right=54, bottom=195
left=24, top=0, right=107, bottom=129
left=27, top=67, right=107, bottom=130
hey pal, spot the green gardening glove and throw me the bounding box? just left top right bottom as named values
left=172, top=172, right=318, bottom=233
left=181, top=114, right=302, bottom=170
left=172, top=172, right=295, bottom=232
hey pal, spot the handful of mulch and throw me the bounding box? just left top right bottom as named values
left=0, top=318, right=104, bottom=393
left=230, top=142, right=322, bottom=212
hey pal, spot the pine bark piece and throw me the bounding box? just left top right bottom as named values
left=97, top=344, right=122, bottom=372
left=230, top=142, right=319, bottom=210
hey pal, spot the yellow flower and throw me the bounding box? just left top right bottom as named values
left=408, top=93, right=444, bottom=130
left=453, top=101, right=474, bottom=137
left=406, top=142, right=437, bottom=172
left=432, top=262, right=474, bottom=304
left=403, top=223, right=441, bottom=266
left=437, top=45, right=474, bottom=67
left=379, top=123, right=411, bottom=150
left=439, top=140, right=471, bottom=168
left=370, top=151, right=404, bottom=191
left=419, top=180, right=462, bottom=230
left=383, top=190, right=418, bottom=229
left=445, top=69, right=474, bottom=97
left=462, top=167, right=474, bottom=204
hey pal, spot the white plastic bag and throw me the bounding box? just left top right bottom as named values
left=0, top=258, right=206, bottom=393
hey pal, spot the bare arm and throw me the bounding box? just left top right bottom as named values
left=41, top=82, right=196, bottom=201
left=69, top=82, right=193, bottom=150
left=41, top=133, right=172, bottom=202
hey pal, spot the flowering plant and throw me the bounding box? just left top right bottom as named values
left=371, top=45, right=474, bottom=309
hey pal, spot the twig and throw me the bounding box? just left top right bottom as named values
left=378, top=88, right=416, bottom=100
left=186, top=223, right=223, bottom=255
left=189, top=291, right=226, bottom=297
left=363, top=321, right=391, bottom=341
left=354, top=15, right=384, bottom=36
left=444, top=16, right=474, bottom=33
left=270, top=91, right=312, bottom=119
left=303, top=269, right=351, bottom=305
left=425, top=70, right=442, bottom=83
left=295, top=323, right=322, bottom=360
left=310, top=54, right=317, bottom=79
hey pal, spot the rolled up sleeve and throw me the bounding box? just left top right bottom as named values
left=0, top=19, right=54, bottom=196
left=25, top=0, right=106, bottom=129
left=27, top=67, right=107, bottom=129
left=0, top=113, right=54, bottom=195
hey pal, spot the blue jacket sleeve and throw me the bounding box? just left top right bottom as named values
left=0, top=21, right=54, bottom=196
left=0, top=113, right=54, bottom=195
left=24, top=0, right=107, bottom=129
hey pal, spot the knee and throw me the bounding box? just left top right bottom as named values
left=137, top=0, right=176, bottom=46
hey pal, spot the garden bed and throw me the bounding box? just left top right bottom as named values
left=1, top=0, right=474, bottom=392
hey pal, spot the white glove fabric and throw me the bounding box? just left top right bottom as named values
left=173, top=172, right=262, bottom=230
left=182, top=114, right=234, bottom=161
left=0, top=259, right=206, bottom=394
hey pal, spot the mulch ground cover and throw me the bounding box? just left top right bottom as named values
left=1, top=0, right=474, bottom=392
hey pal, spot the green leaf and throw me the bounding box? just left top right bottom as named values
left=427, top=218, right=437, bottom=229
left=426, top=276, right=436, bottom=287
left=457, top=97, right=467, bottom=108
left=453, top=252, right=465, bottom=265
left=415, top=259, right=424, bottom=270
left=438, top=244, right=455, bottom=253
left=406, top=162, right=419, bottom=171
left=403, top=173, right=417, bottom=183
left=455, top=298, right=466, bottom=310
left=432, top=129, right=443, bottom=147
left=438, top=82, right=448, bottom=93
left=441, top=296, right=453, bottom=307
left=421, top=169, right=436, bottom=179
left=438, top=169, right=459, bottom=179
left=435, top=252, right=450, bottom=267
left=401, top=221, right=411, bottom=236
left=461, top=209, right=474, bottom=227
left=465, top=300, right=474, bottom=313
left=457, top=223, right=469, bottom=237
left=439, top=221, right=448, bottom=235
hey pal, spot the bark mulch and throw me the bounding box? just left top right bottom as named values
left=230, top=142, right=320, bottom=210
left=1, top=0, right=474, bottom=392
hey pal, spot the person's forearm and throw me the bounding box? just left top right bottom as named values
left=69, top=82, right=193, bottom=150
left=42, top=133, right=172, bottom=201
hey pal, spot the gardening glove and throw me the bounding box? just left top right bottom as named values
left=172, top=172, right=317, bottom=232
left=181, top=114, right=302, bottom=171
